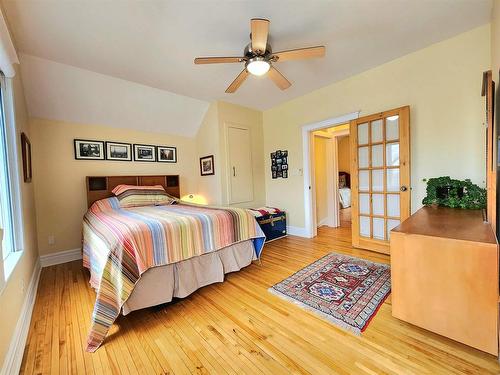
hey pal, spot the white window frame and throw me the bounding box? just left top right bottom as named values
left=0, top=75, right=24, bottom=293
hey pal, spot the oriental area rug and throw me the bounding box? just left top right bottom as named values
left=269, top=252, right=391, bottom=334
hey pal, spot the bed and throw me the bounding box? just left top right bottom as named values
left=339, top=172, right=351, bottom=208
left=83, top=175, right=265, bottom=352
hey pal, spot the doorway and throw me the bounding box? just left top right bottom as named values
left=312, top=125, right=351, bottom=231
left=303, top=106, right=411, bottom=254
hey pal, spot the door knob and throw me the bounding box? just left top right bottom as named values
left=400, top=186, right=408, bottom=192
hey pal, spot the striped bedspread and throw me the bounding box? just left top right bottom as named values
left=82, top=197, right=265, bottom=352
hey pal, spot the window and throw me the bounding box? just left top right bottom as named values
left=0, top=75, right=24, bottom=287
left=0, top=80, right=14, bottom=260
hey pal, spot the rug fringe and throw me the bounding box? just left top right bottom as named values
left=268, top=287, right=362, bottom=336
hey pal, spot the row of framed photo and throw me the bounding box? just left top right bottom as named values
left=74, top=139, right=177, bottom=163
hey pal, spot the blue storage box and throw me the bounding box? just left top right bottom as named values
left=250, top=207, right=287, bottom=242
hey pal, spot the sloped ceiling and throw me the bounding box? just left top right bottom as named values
left=1, top=0, right=493, bottom=134
left=18, top=54, right=209, bottom=137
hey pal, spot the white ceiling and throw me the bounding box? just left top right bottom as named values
left=2, top=0, right=493, bottom=112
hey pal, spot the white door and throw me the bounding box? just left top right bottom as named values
left=227, top=126, right=254, bottom=204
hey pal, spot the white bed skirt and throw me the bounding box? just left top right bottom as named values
left=122, top=240, right=256, bottom=315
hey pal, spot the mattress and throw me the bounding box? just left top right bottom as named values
left=339, top=187, right=351, bottom=208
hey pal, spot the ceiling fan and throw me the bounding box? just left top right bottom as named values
left=194, top=18, right=326, bottom=93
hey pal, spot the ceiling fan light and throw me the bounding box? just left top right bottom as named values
left=246, top=58, right=270, bottom=76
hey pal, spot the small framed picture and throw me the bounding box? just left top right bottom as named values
left=105, top=141, right=132, bottom=161
left=200, top=155, right=215, bottom=176
left=133, top=144, right=156, bottom=162
left=21, top=132, right=32, bottom=182
left=157, top=146, right=177, bottom=163
left=74, top=139, right=105, bottom=160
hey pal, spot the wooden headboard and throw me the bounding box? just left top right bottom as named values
left=86, top=175, right=180, bottom=207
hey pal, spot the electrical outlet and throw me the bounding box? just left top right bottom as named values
left=21, top=279, right=25, bottom=294
left=48, top=235, right=55, bottom=246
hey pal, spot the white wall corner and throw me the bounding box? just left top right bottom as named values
left=39, top=248, right=82, bottom=268
left=286, top=226, right=310, bottom=238
left=0, top=259, right=41, bottom=375
left=317, top=218, right=329, bottom=227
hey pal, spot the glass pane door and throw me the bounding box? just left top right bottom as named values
left=351, top=107, right=410, bottom=254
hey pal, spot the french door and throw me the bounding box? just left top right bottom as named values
left=350, top=106, right=410, bottom=254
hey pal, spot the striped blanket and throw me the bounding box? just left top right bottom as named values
left=83, top=197, right=265, bottom=352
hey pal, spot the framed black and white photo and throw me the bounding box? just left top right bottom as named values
left=74, top=139, right=105, bottom=160
left=157, top=146, right=177, bottom=163
left=200, top=155, right=215, bottom=176
left=105, top=141, right=132, bottom=161
left=133, top=144, right=156, bottom=162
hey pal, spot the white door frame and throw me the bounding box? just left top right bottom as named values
left=302, top=111, right=360, bottom=238
left=330, top=129, right=350, bottom=228
left=311, top=131, right=333, bottom=229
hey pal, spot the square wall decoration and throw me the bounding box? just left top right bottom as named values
left=271, top=150, right=288, bottom=179
left=106, top=141, right=132, bottom=161
left=74, top=139, right=105, bottom=160
left=200, top=155, right=215, bottom=176
left=133, top=144, right=156, bottom=162
left=157, top=146, right=177, bottom=163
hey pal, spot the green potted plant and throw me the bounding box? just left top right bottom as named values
left=422, top=176, right=486, bottom=209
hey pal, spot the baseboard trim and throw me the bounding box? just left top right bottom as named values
left=40, top=248, right=82, bottom=268
left=1, top=259, right=41, bottom=375
left=317, top=218, right=329, bottom=227
left=287, top=226, right=309, bottom=238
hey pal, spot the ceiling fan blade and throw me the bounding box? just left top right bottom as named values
left=225, top=69, right=250, bottom=93
left=273, top=46, right=325, bottom=62
left=194, top=57, right=244, bottom=64
left=268, top=66, right=291, bottom=90
left=251, top=18, right=269, bottom=55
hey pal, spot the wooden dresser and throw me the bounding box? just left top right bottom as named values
left=390, top=206, right=499, bottom=355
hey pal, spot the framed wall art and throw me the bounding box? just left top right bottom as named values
left=74, top=139, right=105, bottom=160
left=105, top=141, right=132, bottom=161
left=271, top=149, right=288, bottom=179
left=133, top=144, right=156, bottom=162
left=21, top=132, right=32, bottom=182
left=200, top=155, right=215, bottom=176
left=157, top=146, right=177, bottom=163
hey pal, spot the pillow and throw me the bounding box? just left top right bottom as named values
left=111, top=184, right=176, bottom=207
left=89, top=197, right=121, bottom=213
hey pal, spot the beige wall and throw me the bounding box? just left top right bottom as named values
left=313, top=135, right=328, bottom=224
left=31, top=119, right=198, bottom=255
left=264, top=25, right=490, bottom=230
left=0, top=66, right=39, bottom=366
left=337, top=136, right=350, bottom=174
left=196, top=102, right=221, bottom=205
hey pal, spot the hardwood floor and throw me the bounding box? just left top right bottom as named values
left=339, top=208, right=351, bottom=228
left=21, top=227, right=500, bottom=374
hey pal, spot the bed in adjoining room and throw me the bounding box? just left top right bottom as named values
left=82, top=175, right=265, bottom=352
left=339, top=171, right=351, bottom=209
